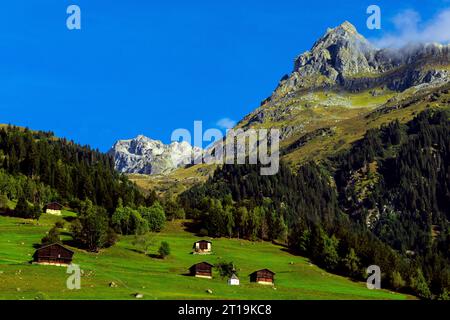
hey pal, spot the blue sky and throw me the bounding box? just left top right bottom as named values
left=0, top=0, right=449, bottom=151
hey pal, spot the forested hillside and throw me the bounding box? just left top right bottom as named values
left=0, top=125, right=143, bottom=213
left=179, top=109, right=450, bottom=299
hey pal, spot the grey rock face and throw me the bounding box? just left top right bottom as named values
left=275, top=22, right=450, bottom=95
left=109, top=135, right=202, bottom=175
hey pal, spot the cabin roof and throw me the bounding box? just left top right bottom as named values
left=194, top=239, right=212, bottom=244
left=35, top=243, right=74, bottom=253
left=250, top=268, right=275, bottom=275
left=230, top=273, right=239, bottom=280
left=191, top=261, right=214, bottom=267
left=46, top=202, right=63, bottom=207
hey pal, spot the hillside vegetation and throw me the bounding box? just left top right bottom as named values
left=0, top=213, right=410, bottom=300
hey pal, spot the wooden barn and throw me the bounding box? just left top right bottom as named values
left=189, top=262, right=213, bottom=279
left=250, top=269, right=275, bottom=285
left=33, top=243, right=74, bottom=266
left=192, top=240, right=212, bottom=254
left=45, top=202, right=63, bottom=215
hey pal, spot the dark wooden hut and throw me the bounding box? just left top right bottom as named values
left=250, top=269, right=275, bottom=285
left=189, top=262, right=213, bottom=278
left=33, top=243, right=74, bottom=266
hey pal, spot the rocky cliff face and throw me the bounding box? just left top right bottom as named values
left=238, top=21, right=450, bottom=140
left=109, top=135, right=202, bottom=175
left=274, top=21, right=450, bottom=96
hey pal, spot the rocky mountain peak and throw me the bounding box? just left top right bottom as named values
left=109, top=135, right=202, bottom=175
left=273, top=21, right=450, bottom=96
left=331, top=21, right=358, bottom=34
left=290, top=22, right=376, bottom=86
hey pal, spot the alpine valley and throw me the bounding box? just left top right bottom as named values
left=0, top=21, right=449, bottom=300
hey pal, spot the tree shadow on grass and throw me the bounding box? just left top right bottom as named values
left=182, top=221, right=203, bottom=237
left=180, top=272, right=194, bottom=277
left=63, top=216, right=76, bottom=223
left=125, top=248, right=162, bottom=259
left=62, top=239, right=84, bottom=249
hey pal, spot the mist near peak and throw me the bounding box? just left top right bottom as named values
left=372, top=8, right=450, bottom=49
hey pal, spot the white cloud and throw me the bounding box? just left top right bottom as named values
left=374, top=8, right=450, bottom=48
left=216, top=118, right=236, bottom=130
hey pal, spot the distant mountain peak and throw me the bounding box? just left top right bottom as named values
left=109, top=135, right=202, bottom=175
left=332, top=21, right=357, bottom=34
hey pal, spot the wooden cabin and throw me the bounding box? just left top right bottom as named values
left=250, top=269, right=275, bottom=285
left=189, top=262, right=213, bottom=279
left=45, top=202, right=63, bottom=215
left=33, top=243, right=74, bottom=266
left=192, top=240, right=212, bottom=254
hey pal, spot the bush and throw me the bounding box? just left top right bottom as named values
left=158, top=241, right=170, bottom=259
left=215, top=261, right=236, bottom=279
left=105, top=228, right=118, bottom=248
left=41, top=226, right=61, bottom=245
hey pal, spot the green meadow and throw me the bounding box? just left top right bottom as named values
left=0, top=213, right=412, bottom=300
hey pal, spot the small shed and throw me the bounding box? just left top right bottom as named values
left=228, top=273, right=240, bottom=286
left=33, top=243, right=74, bottom=266
left=193, top=240, right=212, bottom=254
left=45, top=202, right=63, bottom=215
left=250, top=269, right=275, bottom=285
left=189, top=262, right=213, bottom=279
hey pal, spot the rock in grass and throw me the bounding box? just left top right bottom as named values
left=109, top=282, right=118, bottom=288
left=134, top=293, right=144, bottom=299
left=35, top=292, right=49, bottom=300
left=206, top=289, right=213, bottom=294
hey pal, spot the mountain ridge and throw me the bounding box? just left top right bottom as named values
left=109, top=135, right=202, bottom=175
left=113, top=21, right=450, bottom=177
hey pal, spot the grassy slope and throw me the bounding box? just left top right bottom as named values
left=269, top=85, right=450, bottom=168
left=0, top=213, right=411, bottom=300
left=128, top=164, right=216, bottom=197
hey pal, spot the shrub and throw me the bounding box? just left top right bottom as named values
left=215, top=261, right=236, bottom=279
left=41, top=226, right=61, bottom=245
left=158, top=241, right=170, bottom=259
